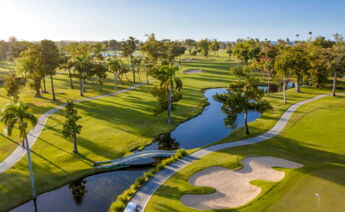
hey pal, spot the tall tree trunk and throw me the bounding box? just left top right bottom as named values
left=68, top=69, right=74, bottom=89
left=72, top=132, right=78, bottom=153
left=125, top=73, right=131, bottom=82
left=119, top=73, right=125, bottom=85
left=50, top=74, right=56, bottom=100
left=137, top=67, right=141, bottom=81
left=132, top=65, right=136, bottom=83
left=244, top=112, right=250, bottom=135
left=146, top=72, right=149, bottom=84
left=267, top=71, right=270, bottom=96
left=99, top=78, right=102, bottom=92
left=283, top=76, right=287, bottom=104
left=167, top=87, right=172, bottom=124
left=42, top=76, right=47, bottom=93
left=332, top=71, right=337, bottom=96
left=83, top=79, right=86, bottom=92
left=79, top=78, right=84, bottom=96
left=114, top=72, right=118, bottom=90
left=295, top=75, right=301, bottom=93
left=35, top=87, right=41, bottom=98
left=24, top=134, right=36, bottom=199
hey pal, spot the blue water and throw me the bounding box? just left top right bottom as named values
left=172, top=88, right=260, bottom=149
left=144, top=88, right=261, bottom=150
left=10, top=88, right=262, bottom=212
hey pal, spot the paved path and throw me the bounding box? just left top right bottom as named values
left=94, top=150, right=176, bottom=168
left=130, top=94, right=329, bottom=211
left=0, top=81, right=152, bottom=173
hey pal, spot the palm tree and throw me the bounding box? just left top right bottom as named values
left=60, top=55, right=75, bottom=89
left=73, top=56, right=90, bottom=96
left=150, top=64, right=183, bottom=124
left=108, top=57, right=121, bottom=90
left=1, top=102, right=37, bottom=199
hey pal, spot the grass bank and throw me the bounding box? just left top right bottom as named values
left=0, top=54, right=238, bottom=211
left=146, top=94, right=345, bottom=212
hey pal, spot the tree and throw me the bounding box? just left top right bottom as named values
left=3, top=72, right=23, bottom=102
left=226, top=42, right=233, bottom=57
left=91, top=42, right=106, bottom=63
left=39, top=40, right=60, bottom=100
left=7, top=37, right=29, bottom=63
left=233, top=39, right=251, bottom=64
left=91, top=63, right=107, bottom=92
left=62, top=100, right=82, bottom=153
left=184, top=39, right=196, bottom=55
left=275, top=48, right=293, bottom=103
left=150, top=64, right=183, bottom=124
left=255, top=41, right=279, bottom=94
left=16, top=45, right=43, bottom=97
left=163, top=41, right=186, bottom=64
left=210, top=40, right=220, bottom=56
left=132, top=56, right=143, bottom=80
left=1, top=102, right=38, bottom=199
left=289, top=43, right=310, bottom=92
left=197, top=39, right=209, bottom=57
left=307, top=44, right=331, bottom=87
left=214, top=69, right=271, bottom=135
left=143, top=56, right=155, bottom=84
left=74, top=56, right=91, bottom=96
left=68, top=43, right=93, bottom=96
left=141, top=34, right=163, bottom=63
left=59, top=55, right=75, bottom=89
left=107, top=57, right=121, bottom=89
left=329, top=39, right=345, bottom=96
left=108, top=39, right=121, bottom=57
left=122, top=36, right=138, bottom=82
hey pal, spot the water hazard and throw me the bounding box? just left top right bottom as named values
left=11, top=87, right=271, bottom=212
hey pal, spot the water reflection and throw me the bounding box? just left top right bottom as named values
left=69, top=180, right=87, bottom=205
left=11, top=88, right=262, bottom=212
left=156, top=133, right=180, bottom=150
left=10, top=169, right=147, bottom=212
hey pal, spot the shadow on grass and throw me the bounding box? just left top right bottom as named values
left=149, top=129, right=345, bottom=211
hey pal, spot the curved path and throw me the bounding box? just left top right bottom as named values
left=0, top=81, right=152, bottom=173
left=94, top=150, right=176, bottom=168
left=129, top=94, right=329, bottom=212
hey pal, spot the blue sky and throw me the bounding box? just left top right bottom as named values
left=0, top=0, right=344, bottom=41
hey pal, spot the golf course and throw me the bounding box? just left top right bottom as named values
left=1, top=1, right=345, bottom=211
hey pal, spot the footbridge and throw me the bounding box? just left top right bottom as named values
left=93, top=150, right=176, bottom=169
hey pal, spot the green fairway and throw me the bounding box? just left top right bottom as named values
left=0, top=54, right=241, bottom=210
left=145, top=95, right=345, bottom=212
left=0, top=52, right=343, bottom=211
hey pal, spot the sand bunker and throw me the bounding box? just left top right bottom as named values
left=181, top=156, right=303, bottom=210
left=184, top=69, right=203, bottom=74
left=182, top=58, right=200, bottom=62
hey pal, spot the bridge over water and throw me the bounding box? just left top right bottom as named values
left=93, top=150, right=176, bottom=169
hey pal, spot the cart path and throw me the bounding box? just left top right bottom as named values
left=130, top=94, right=329, bottom=212
left=0, top=81, right=152, bottom=173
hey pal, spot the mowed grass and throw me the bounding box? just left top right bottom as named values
left=146, top=95, right=345, bottom=212
left=0, top=54, right=241, bottom=210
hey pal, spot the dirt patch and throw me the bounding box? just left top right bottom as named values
left=181, top=156, right=303, bottom=210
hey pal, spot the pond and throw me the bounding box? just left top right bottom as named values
left=10, top=87, right=268, bottom=212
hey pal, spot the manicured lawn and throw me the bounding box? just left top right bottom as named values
left=146, top=95, right=345, bottom=212
left=0, top=54, right=240, bottom=210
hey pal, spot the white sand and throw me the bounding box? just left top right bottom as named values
left=181, top=156, right=303, bottom=210
left=184, top=69, right=203, bottom=74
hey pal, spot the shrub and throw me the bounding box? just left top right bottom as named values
left=108, top=149, right=188, bottom=212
